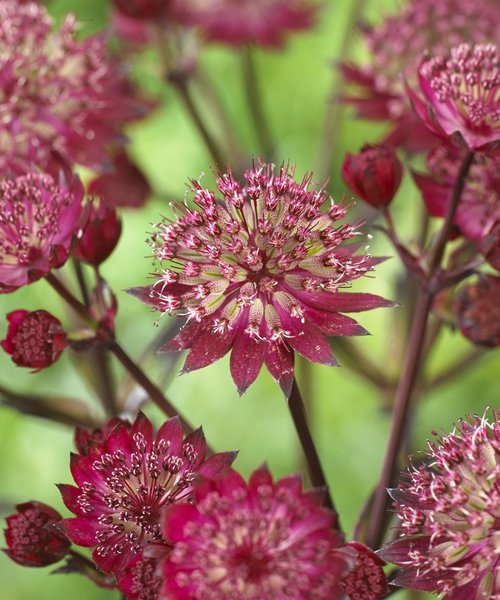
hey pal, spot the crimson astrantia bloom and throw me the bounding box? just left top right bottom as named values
left=175, top=0, right=318, bottom=47
left=414, top=143, right=500, bottom=241
left=408, top=43, right=500, bottom=153
left=379, top=412, right=500, bottom=599
left=0, top=171, right=84, bottom=293
left=340, top=0, right=499, bottom=152
left=3, top=501, right=70, bottom=567
left=341, top=145, right=403, bottom=208
left=75, top=418, right=129, bottom=456
left=58, top=412, right=236, bottom=576
left=73, top=199, right=122, bottom=266
left=161, top=467, right=351, bottom=599
left=339, top=542, right=388, bottom=600
left=453, top=275, right=500, bottom=347
left=1, top=310, right=67, bottom=371
left=117, top=553, right=162, bottom=600
left=130, top=161, right=392, bottom=396
left=0, top=0, right=147, bottom=173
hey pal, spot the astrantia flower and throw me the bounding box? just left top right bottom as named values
left=58, top=413, right=236, bottom=576
left=0, top=0, right=146, bottom=172
left=175, top=0, right=318, bottom=47
left=1, top=310, right=67, bottom=371
left=414, top=143, right=500, bottom=241
left=408, top=43, right=500, bottom=153
left=129, top=161, right=392, bottom=396
left=379, top=412, right=500, bottom=598
left=161, top=467, right=350, bottom=599
left=0, top=171, right=84, bottom=293
left=3, top=501, right=70, bottom=567
left=117, top=553, right=162, bottom=600
left=454, top=275, right=500, bottom=347
left=339, top=542, right=388, bottom=600
left=340, top=0, right=499, bottom=151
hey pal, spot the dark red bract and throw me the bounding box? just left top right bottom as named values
left=74, top=200, right=122, bottom=266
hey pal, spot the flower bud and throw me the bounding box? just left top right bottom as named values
left=342, top=144, right=403, bottom=208
left=454, top=275, right=500, bottom=347
left=3, top=501, right=70, bottom=567
left=73, top=200, right=122, bottom=266
left=1, top=310, right=68, bottom=371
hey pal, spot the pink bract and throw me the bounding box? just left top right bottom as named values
left=161, top=466, right=351, bottom=599
left=58, top=412, right=236, bottom=576
left=379, top=412, right=500, bottom=598
left=0, top=171, right=84, bottom=293
left=0, top=0, right=147, bottom=172
left=129, top=160, right=392, bottom=396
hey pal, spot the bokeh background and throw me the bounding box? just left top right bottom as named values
left=1, top=1, right=498, bottom=598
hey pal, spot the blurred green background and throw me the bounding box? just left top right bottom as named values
left=1, top=1, right=498, bottom=598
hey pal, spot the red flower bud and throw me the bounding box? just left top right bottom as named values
left=112, top=0, right=168, bottom=21
left=454, top=275, right=500, bottom=347
left=1, top=310, right=67, bottom=371
left=3, top=501, right=70, bottom=567
left=342, top=144, right=403, bottom=208
left=73, top=200, right=122, bottom=266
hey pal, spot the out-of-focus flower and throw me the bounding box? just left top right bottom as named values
left=74, top=418, right=129, bottom=456
left=58, top=412, right=236, bottom=576
left=174, top=0, right=318, bottom=47
left=161, top=466, right=350, bottom=599
left=73, top=200, right=122, bottom=266
left=112, top=0, right=167, bottom=20
left=340, top=0, right=499, bottom=152
left=408, top=43, right=500, bottom=153
left=129, top=161, right=392, bottom=396
left=379, top=412, right=500, bottom=598
left=339, top=542, right=388, bottom=600
left=3, top=501, right=70, bottom=567
left=1, top=310, right=67, bottom=371
left=341, top=145, right=403, bottom=208
left=88, top=150, right=152, bottom=209
left=117, top=553, right=162, bottom=600
left=414, top=143, right=500, bottom=241
left=453, top=275, right=500, bottom=347
left=0, top=171, right=84, bottom=293
left=0, top=0, right=147, bottom=173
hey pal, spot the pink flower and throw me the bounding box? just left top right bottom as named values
left=73, top=199, right=122, bottom=266
left=175, top=0, right=318, bottom=47
left=413, top=143, right=500, bottom=241
left=58, top=413, right=236, bottom=576
left=3, top=501, right=70, bottom=567
left=1, top=310, right=67, bottom=371
left=112, top=0, right=168, bottom=20
left=339, top=542, right=388, bottom=600
left=129, top=161, right=392, bottom=396
left=340, top=0, right=499, bottom=152
left=117, top=553, right=162, bottom=600
left=0, top=171, right=84, bottom=293
left=454, top=275, right=500, bottom=347
left=0, top=0, right=147, bottom=172
left=379, top=412, right=500, bottom=599
left=341, top=145, right=403, bottom=208
left=408, top=43, right=500, bottom=153
left=161, top=466, right=350, bottom=599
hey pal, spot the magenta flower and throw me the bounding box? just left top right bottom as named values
left=3, top=501, right=70, bottom=567
left=408, top=43, right=500, bottom=153
left=414, top=143, right=500, bottom=241
left=1, top=310, right=67, bottom=371
left=175, top=0, right=318, bottom=47
left=0, top=171, right=84, bottom=293
left=340, top=0, right=499, bottom=152
left=161, top=466, right=350, bottom=599
left=454, top=275, right=500, bottom=347
left=117, top=553, right=162, bottom=600
left=58, top=412, right=236, bottom=576
left=129, top=161, right=392, bottom=396
left=339, top=542, right=387, bottom=600
left=379, top=412, right=500, bottom=598
left=0, top=0, right=147, bottom=173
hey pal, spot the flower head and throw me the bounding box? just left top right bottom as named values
left=175, top=0, right=318, bottom=47
left=117, top=553, right=162, bottom=600
left=409, top=43, right=500, bottom=152
left=161, top=466, right=350, bottom=599
left=1, top=309, right=67, bottom=370
left=58, top=412, right=236, bottom=576
left=0, top=0, right=147, bottom=172
left=3, top=501, right=70, bottom=567
left=453, top=275, right=500, bottom=347
left=379, top=412, right=500, bottom=598
left=340, top=0, right=499, bottom=151
left=130, top=160, right=391, bottom=396
left=339, top=542, right=388, bottom=600
left=0, top=171, right=84, bottom=292
left=342, top=145, right=403, bottom=208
